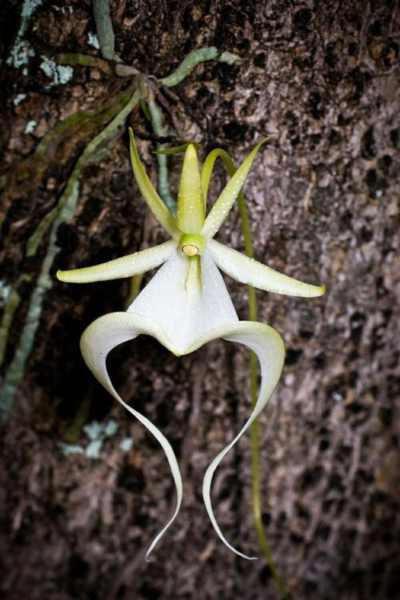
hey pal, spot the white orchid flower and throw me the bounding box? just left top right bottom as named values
left=57, top=130, right=325, bottom=560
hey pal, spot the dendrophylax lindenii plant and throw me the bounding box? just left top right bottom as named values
left=57, top=130, right=325, bottom=560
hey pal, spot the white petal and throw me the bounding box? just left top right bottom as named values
left=208, top=239, right=325, bottom=298
left=80, top=312, right=183, bottom=558
left=57, top=240, right=176, bottom=284
left=128, top=248, right=238, bottom=355
left=201, top=321, right=285, bottom=560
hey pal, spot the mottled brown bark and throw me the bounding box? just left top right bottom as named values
left=1, top=1, right=399, bottom=599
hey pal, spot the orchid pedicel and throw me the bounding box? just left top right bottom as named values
left=57, top=130, right=325, bottom=560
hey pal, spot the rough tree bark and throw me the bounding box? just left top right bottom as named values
left=0, top=1, right=399, bottom=599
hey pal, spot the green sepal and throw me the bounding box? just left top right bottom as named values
left=201, top=140, right=267, bottom=239
left=128, top=129, right=179, bottom=238
left=177, top=144, right=205, bottom=233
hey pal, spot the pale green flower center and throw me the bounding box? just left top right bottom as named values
left=179, top=232, right=206, bottom=257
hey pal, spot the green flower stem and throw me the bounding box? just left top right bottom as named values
left=238, top=195, right=291, bottom=600
left=0, top=89, right=141, bottom=417
left=201, top=147, right=289, bottom=598
left=127, top=272, right=144, bottom=306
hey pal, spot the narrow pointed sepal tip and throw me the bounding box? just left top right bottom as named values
left=313, top=283, right=326, bottom=297
left=302, top=283, right=326, bottom=298
left=56, top=270, right=67, bottom=282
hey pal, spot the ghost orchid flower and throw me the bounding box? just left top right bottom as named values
left=57, top=130, right=325, bottom=560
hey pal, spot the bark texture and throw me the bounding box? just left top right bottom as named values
left=1, top=1, right=399, bottom=599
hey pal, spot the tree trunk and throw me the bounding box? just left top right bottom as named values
left=1, top=1, right=399, bottom=599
